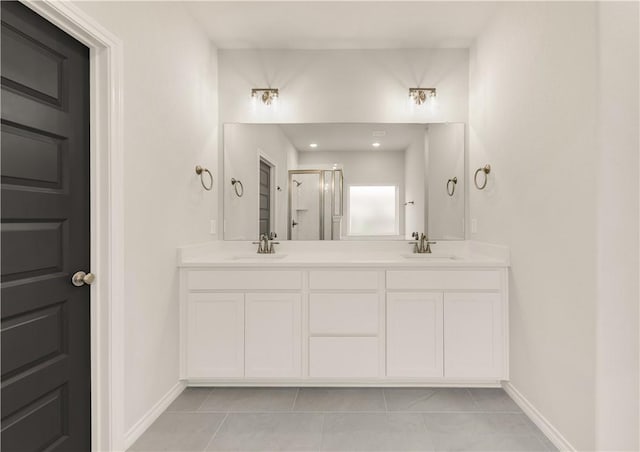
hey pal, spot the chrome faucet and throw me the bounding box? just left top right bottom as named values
left=409, top=232, right=436, bottom=254
left=253, top=232, right=279, bottom=254
left=420, top=233, right=436, bottom=254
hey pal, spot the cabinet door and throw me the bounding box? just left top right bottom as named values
left=187, top=293, right=244, bottom=378
left=245, top=293, right=302, bottom=378
left=387, top=293, right=443, bottom=377
left=444, top=293, right=504, bottom=378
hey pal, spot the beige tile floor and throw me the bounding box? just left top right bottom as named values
left=128, top=387, right=557, bottom=451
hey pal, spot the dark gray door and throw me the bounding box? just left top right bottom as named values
left=1, top=2, right=91, bottom=450
left=259, top=159, right=271, bottom=236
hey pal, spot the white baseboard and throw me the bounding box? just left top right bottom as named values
left=123, top=381, right=186, bottom=450
left=502, top=382, right=576, bottom=451
left=185, top=378, right=502, bottom=387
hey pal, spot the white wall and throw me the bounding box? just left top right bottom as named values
left=595, top=2, right=639, bottom=450
left=469, top=3, right=599, bottom=449
left=298, top=150, right=405, bottom=237
left=470, top=2, right=640, bottom=450
left=72, top=1, right=218, bottom=442
left=427, top=123, right=465, bottom=240
left=218, top=49, right=468, bottom=124
left=223, top=124, right=295, bottom=240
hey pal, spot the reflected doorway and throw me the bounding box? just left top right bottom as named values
left=259, top=158, right=272, bottom=236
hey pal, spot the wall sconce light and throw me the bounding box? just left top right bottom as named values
left=409, top=88, right=436, bottom=105
left=251, top=88, right=279, bottom=106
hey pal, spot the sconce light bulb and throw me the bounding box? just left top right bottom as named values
left=372, top=142, right=381, bottom=148
left=251, top=88, right=279, bottom=106
left=409, top=88, right=436, bottom=106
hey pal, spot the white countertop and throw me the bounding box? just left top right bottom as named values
left=177, top=240, right=509, bottom=268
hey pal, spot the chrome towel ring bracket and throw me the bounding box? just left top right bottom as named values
left=474, top=164, right=491, bottom=190
left=231, top=178, right=244, bottom=197
left=447, top=177, right=457, bottom=196
left=195, top=165, right=213, bottom=191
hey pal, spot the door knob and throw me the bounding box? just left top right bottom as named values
left=72, top=271, right=95, bottom=287
left=292, top=220, right=298, bottom=228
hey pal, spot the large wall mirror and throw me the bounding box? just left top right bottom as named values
left=223, top=123, right=465, bottom=241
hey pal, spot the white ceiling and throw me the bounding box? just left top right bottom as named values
left=279, top=123, right=426, bottom=152
left=185, top=2, right=499, bottom=49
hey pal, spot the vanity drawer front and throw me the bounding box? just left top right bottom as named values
left=309, top=337, right=379, bottom=378
left=309, top=294, right=379, bottom=335
left=187, top=270, right=302, bottom=290
left=309, top=270, right=379, bottom=290
left=387, top=270, right=501, bottom=290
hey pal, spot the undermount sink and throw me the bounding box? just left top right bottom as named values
left=226, top=254, right=288, bottom=261
left=401, top=254, right=460, bottom=260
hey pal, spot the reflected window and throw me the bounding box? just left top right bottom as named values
left=348, top=185, right=398, bottom=236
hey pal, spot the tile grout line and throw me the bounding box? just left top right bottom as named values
left=195, top=388, right=214, bottom=412
left=318, top=411, right=326, bottom=452
left=419, top=409, right=432, bottom=444
left=202, top=412, right=229, bottom=452
left=291, top=387, right=300, bottom=411
left=170, top=409, right=524, bottom=414
left=466, top=387, right=481, bottom=411
left=381, top=388, right=389, bottom=412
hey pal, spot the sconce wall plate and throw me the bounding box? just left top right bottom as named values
left=409, top=87, right=436, bottom=105
left=251, top=88, right=279, bottom=105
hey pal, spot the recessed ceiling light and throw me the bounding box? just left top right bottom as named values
left=372, top=142, right=381, bottom=148
left=309, top=143, right=318, bottom=148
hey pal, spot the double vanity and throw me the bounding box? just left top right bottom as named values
left=180, top=123, right=508, bottom=387
left=178, top=241, right=509, bottom=387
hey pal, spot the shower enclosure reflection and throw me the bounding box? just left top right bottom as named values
left=288, top=169, right=343, bottom=240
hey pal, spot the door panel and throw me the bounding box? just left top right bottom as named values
left=245, top=293, right=301, bottom=378
left=187, top=293, right=244, bottom=378
left=259, top=159, right=271, bottom=236
left=387, top=293, right=444, bottom=378
left=1, top=123, right=64, bottom=188
left=443, top=293, right=504, bottom=378
left=1, top=2, right=91, bottom=450
left=0, top=22, right=65, bottom=104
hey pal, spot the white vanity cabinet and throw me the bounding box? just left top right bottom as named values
left=387, top=269, right=507, bottom=380
left=443, top=292, right=504, bottom=378
left=245, top=293, right=301, bottom=378
left=181, top=270, right=303, bottom=380
left=180, top=264, right=508, bottom=385
left=307, top=270, right=384, bottom=379
left=387, top=292, right=443, bottom=378
left=186, top=292, right=244, bottom=378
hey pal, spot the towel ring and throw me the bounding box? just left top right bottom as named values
left=474, top=164, right=491, bottom=190
left=231, top=178, right=244, bottom=197
left=446, top=177, right=457, bottom=196
left=195, top=165, right=213, bottom=191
